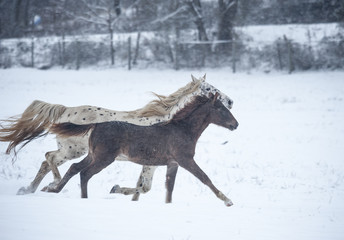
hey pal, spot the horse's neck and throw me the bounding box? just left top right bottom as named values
left=168, top=91, right=201, bottom=118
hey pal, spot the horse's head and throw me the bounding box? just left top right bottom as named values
left=192, top=74, right=234, bottom=110
left=208, top=93, right=238, bottom=131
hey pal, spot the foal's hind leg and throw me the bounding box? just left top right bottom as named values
left=109, top=166, right=157, bottom=201
left=180, top=159, right=233, bottom=207
left=80, top=154, right=116, bottom=198
left=44, top=155, right=92, bottom=193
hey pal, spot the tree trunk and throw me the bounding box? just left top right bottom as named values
left=217, top=0, right=238, bottom=41
left=133, top=32, right=141, bottom=65
left=187, top=0, right=209, bottom=41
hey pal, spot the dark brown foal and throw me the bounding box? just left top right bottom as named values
left=48, top=93, right=238, bottom=206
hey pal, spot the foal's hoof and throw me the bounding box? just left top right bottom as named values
left=41, top=186, right=57, bottom=193
left=110, top=185, right=120, bottom=194
left=17, top=187, right=32, bottom=195
left=225, top=199, right=234, bottom=207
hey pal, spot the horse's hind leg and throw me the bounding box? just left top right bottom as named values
left=42, top=136, right=88, bottom=191
left=109, top=166, right=157, bottom=201
left=17, top=161, right=50, bottom=195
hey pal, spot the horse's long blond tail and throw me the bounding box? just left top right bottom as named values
left=0, top=100, right=66, bottom=155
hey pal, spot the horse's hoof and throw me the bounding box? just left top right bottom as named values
left=131, top=194, right=140, bottom=201
left=110, top=185, right=120, bottom=194
left=17, top=187, right=31, bottom=195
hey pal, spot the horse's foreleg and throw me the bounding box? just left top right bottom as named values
left=109, top=166, right=157, bottom=201
left=132, top=166, right=157, bottom=201
left=165, top=162, right=179, bottom=203
left=180, top=159, right=233, bottom=207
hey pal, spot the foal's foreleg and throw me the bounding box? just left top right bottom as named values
left=180, top=159, right=233, bottom=207
left=165, top=162, right=179, bottom=203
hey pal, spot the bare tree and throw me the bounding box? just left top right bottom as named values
left=186, top=0, right=208, bottom=41
left=76, top=0, right=123, bottom=65
left=217, top=0, right=238, bottom=41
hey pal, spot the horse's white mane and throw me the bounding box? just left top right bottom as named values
left=127, top=75, right=203, bottom=118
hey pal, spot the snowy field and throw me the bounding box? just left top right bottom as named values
left=0, top=68, right=344, bottom=240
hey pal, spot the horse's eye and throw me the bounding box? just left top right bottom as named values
left=206, top=88, right=210, bottom=91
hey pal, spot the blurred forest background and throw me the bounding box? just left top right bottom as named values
left=0, top=0, right=343, bottom=71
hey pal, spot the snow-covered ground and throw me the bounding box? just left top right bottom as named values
left=0, top=69, right=343, bottom=240
left=238, top=23, right=342, bottom=44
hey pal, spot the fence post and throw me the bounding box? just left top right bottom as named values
left=31, top=37, right=34, bottom=68
left=232, top=38, right=236, bottom=73
left=174, top=41, right=179, bottom=70
left=276, top=39, right=283, bottom=70
left=284, top=35, right=294, bottom=74
left=61, top=34, right=65, bottom=68
left=128, top=36, right=132, bottom=70
left=76, top=40, right=80, bottom=70
left=110, top=29, right=115, bottom=65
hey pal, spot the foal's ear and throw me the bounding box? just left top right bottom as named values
left=209, top=92, right=219, bottom=104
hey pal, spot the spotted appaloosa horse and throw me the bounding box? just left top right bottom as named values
left=47, top=93, right=239, bottom=206
left=0, top=75, right=234, bottom=200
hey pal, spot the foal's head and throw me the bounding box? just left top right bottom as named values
left=208, top=93, right=238, bottom=131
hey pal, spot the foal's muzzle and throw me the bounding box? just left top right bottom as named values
left=228, top=122, right=239, bottom=131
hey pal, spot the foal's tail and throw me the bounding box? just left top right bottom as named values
left=0, top=100, right=66, bottom=155
left=50, top=123, right=95, bottom=138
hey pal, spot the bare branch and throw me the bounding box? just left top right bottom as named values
left=75, top=16, right=107, bottom=26
left=150, top=5, right=188, bottom=25
left=110, top=0, right=143, bottom=26
left=80, top=0, right=108, bottom=22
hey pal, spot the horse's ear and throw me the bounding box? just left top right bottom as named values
left=191, top=74, right=198, bottom=82
left=202, top=74, right=206, bottom=81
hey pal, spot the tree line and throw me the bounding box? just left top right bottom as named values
left=1, top=0, right=343, bottom=40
